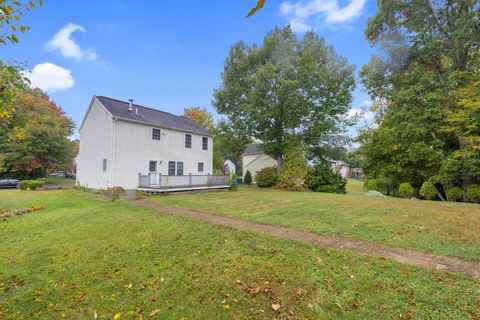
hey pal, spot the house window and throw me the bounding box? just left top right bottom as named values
left=202, top=137, right=208, bottom=150
left=185, top=134, right=192, bottom=148
left=198, top=162, right=204, bottom=173
left=152, top=128, right=161, bottom=140
left=102, top=159, right=107, bottom=172
left=176, top=161, right=184, bottom=176
left=149, top=161, right=157, bottom=172
left=168, top=161, right=176, bottom=176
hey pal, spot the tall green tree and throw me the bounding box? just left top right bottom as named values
left=0, top=88, right=75, bottom=178
left=213, top=26, right=355, bottom=170
left=215, top=119, right=251, bottom=173
left=359, top=0, right=480, bottom=199
left=0, top=61, right=28, bottom=119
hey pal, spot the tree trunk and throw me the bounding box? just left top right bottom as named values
left=462, top=174, right=471, bottom=202
left=276, top=156, right=282, bottom=174
left=435, top=186, right=446, bottom=202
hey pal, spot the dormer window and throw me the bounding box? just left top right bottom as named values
left=152, top=128, right=161, bottom=140
left=185, top=134, right=192, bottom=148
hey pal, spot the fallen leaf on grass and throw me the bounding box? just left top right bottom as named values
left=93, top=309, right=98, bottom=319
left=272, top=302, right=281, bottom=312
left=350, top=299, right=359, bottom=309
left=307, top=303, right=314, bottom=309
left=114, top=312, right=122, bottom=319
left=149, top=309, right=160, bottom=317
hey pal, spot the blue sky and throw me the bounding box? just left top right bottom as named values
left=1, top=0, right=378, bottom=138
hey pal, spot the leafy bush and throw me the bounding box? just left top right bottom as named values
left=229, top=174, right=238, bottom=191
left=366, top=179, right=378, bottom=191
left=135, top=191, right=148, bottom=200
left=255, top=167, right=278, bottom=188
left=466, top=184, right=480, bottom=203
left=419, top=181, right=437, bottom=200
left=377, top=177, right=397, bottom=195
left=243, top=170, right=252, bottom=186
left=305, top=163, right=346, bottom=194
left=19, top=180, right=45, bottom=190
left=446, top=187, right=463, bottom=202
left=276, top=142, right=308, bottom=191
left=398, top=182, right=414, bottom=198
left=103, top=186, right=126, bottom=201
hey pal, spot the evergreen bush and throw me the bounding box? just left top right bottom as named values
left=305, top=162, right=346, bottom=194
left=255, top=167, right=278, bottom=188
left=398, top=182, right=414, bottom=198
left=419, top=181, right=437, bottom=200
left=466, top=184, right=480, bottom=203
left=446, top=187, right=463, bottom=202
left=243, top=170, right=252, bottom=186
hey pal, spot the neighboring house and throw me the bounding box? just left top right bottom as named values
left=330, top=160, right=364, bottom=179
left=76, top=96, right=227, bottom=193
left=242, top=144, right=277, bottom=181
left=223, top=159, right=236, bottom=175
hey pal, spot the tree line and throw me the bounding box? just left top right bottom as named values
left=357, top=0, right=480, bottom=201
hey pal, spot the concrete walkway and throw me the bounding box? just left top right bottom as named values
left=132, top=199, right=480, bottom=279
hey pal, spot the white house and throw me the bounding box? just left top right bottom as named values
left=330, top=160, right=364, bottom=179
left=242, top=144, right=277, bottom=181
left=76, top=96, right=228, bottom=193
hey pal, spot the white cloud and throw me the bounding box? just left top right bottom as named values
left=25, top=62, right=75, bottom=92
left=280, top=0, right=367, bottom=32
left=47, top=23, right=99, bottom=60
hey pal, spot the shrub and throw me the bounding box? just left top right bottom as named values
left=276, top=142, right=308, bottom=191
left=19, top=180, right=45, bottom=191
left=366, top=179, right=378, bottom=191
left=446, top=186, right=464, bottom=202
left=377, top=177, right=396, bottom=195
left=103, top=186, right=126, bottom=201
left=135, top=191, right=148, bottom=200
left=305, top=162, right=346, bottom=194
left=419, top=181, right=437, bottom=200
left=466, top=184, right=480, bottom=203
left=243, top=170, right=252, bottom=186
left=255, top=167, right=278, bottom=188
left=398, top=182, right=414, bottom=199
left=229, top=174, right=238, bottom=191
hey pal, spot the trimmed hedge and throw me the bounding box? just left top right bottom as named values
left=446, top=187, right=464, bottom=202
left=19, top=180, right=45, bottom=190
left=255, top=167, right=278, bottom=188
left=419, top=181, right=437, bottom=200
left=466, top=184, right=480, bottom=203
left=398, top=182, right=414, bottom=199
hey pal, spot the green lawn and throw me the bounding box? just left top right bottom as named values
left=150, top=183, right=480, bottom=261
left=38, top=177, right=75, bottom=188
left=0, top=189, right=479, bottom=319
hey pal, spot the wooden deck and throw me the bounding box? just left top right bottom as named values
left=138, top=185, right=230, bottom=194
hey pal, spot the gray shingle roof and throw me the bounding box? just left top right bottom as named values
left=96, top=96, right=212, bottom=136
left=244, top=144, right=263, bottom=155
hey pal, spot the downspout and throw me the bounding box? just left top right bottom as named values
left=110, top=117, right=117, bottom=187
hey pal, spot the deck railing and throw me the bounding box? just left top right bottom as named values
left=138, top=173, right=229, bottom=189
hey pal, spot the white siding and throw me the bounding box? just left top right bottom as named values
left=76, top=99, right=113, bottom=189
left=242, top=153, right=277, bottom=181
left=113, top=120, right=213, bottom=190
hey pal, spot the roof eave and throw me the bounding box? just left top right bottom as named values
left=113, top=116, right=214, bottom=137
